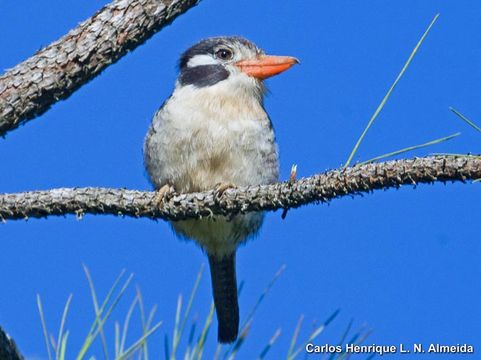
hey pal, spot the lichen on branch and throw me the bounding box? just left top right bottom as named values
left=0, top=0, right=201, bottom=136
left=1, top=156, right=479, bottom=222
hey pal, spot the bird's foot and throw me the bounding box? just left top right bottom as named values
left=214, top=182, right=236, bottom=199
left=154, top=184, right=175, bottom=206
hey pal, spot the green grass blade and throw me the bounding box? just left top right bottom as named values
left=49, top=334, right=56, bottom=352
left=118, top=321, right=162, bottom=360
left=224, top=265, right=286, bottom=360
left=172, top=264, right=205, bottom=360
left=120, top=293, right=140, bottom=353
left=81, top=267, right=126, bottom=355
left=92, top=273, right=134, bottom=339
left=56, top=294, right=73, bottom=360
left=183, top=316, right=198, bottom=360
left=59, top=331, right=69, bottom=360
left=164, top=334, right=170, bottom=360
left=450, top=107, right=481, bottom=133
left=344, top=13, right=440, bottom=168
left=291, top=310, right=340, bottom=360
left=257, top=328, right=281, bottom=360
left=237, top=280, right=245, bottom=297
left=358, top=132, right=460, bottom=166
left=83, top=264, right=110, bottom=360
left=115, top=322, right=121, bottom=358
left=37, top=294, right=53, bottom=360
left=77, top=272, right=134, bottom=360
left=171, top=295, right=183, bottom=360
left=192, top=302, right=215, bottom=360
left=146, top=304, right=158, bottom=330
left=356, top=327, right=372, bottom=345
left=286, top=315, right=303, bottom=360
left=290, top=325, right=323, bottom=360
left=136, top=286, right=149, bottom=360
left=328, top=318, right=352, bottom=360
left=143, top=304, right=158, bottom=360
left=336, top=326, right=372, bottom=360
left=323, top=309, right=340, bottom=327
left=227, top=321, right=252, bottom=360
left=212, top=344, right=222, bottom=360
left=240, top=265, right=285, bottom=331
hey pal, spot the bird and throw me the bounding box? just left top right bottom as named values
left=143, top=36, right=298, bottom=343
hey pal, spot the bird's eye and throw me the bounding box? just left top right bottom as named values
left=215, top=48, right=233, bottom=61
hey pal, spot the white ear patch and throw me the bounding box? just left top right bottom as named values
left=187, top=54, right=218, bottom=68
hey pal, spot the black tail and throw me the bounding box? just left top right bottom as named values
left=208, top=253, right=239, bottom=343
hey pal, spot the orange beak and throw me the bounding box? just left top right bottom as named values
left=236, top=55, right=299, bottom=80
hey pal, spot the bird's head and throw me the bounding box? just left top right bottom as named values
left=177, top=36, right=298, bottom=99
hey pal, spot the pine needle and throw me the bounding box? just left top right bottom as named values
left=120, top=294, right=140, bottom=353
left=358, top=132, right=460, bottom=165
left=172, top=264, right=205, bottom=360
left=77, top=271, right=133, bottom=360
left=83, top=264, right=109, bottom=359
left=286, top=315, right=304, bottom=360
left=240, top=265, right=286, bottom=331
left=227, top=320, right=252, bottom=360
left=290, top=310, right=340, bottom=359
left=257, top=328, right=281, bottom=360
left=118, top=321, right=162, bottom=360
left=450, top=107, right=481, bottom=133
left=59, top=331, right=69, bottom=360
left=136, top=286, right=149, bottom=360
left=56, top=294, right=73, bottom=360
left=191, top=302, right=215, bottom=360
left=224, top=265, right=286, bottom=359
left=344, top=13, right=440, bottom=168
left=37, top=294, right=53, bottom=360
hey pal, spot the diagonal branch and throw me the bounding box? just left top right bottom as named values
left=0, top=0, right=201, bottom=136
left=0, top=327, right=23, bottom=360
left=0, top=156, right=479, bottom=222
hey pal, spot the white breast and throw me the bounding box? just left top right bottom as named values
left=144, top=81, right=279, bottom=193
left=144, top=80, right=279, bottom=256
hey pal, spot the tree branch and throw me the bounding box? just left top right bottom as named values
left=0, top=0, right=201, bottom=136
left=0, top=327, right=23, bottom=360
left=1, top=156, right=479, bottom=222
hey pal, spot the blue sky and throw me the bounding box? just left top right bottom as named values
left=1, top=0, right=481, bottom=358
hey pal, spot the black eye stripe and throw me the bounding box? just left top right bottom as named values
left=179, top=64, right=230, bottom=88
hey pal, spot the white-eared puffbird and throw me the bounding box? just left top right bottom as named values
left=144, top=36, right=298, bottom=343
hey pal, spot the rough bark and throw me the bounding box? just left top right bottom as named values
left=0, top=327, right=23, bottom=360
left=0, top=156, right=479, bottom=222
left=0, top=0, right=201, bottom=136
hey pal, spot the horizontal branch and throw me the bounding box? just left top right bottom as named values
left=0, top=156, right=479, bottom=222
left=0, top=0, right=200, bottom=136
